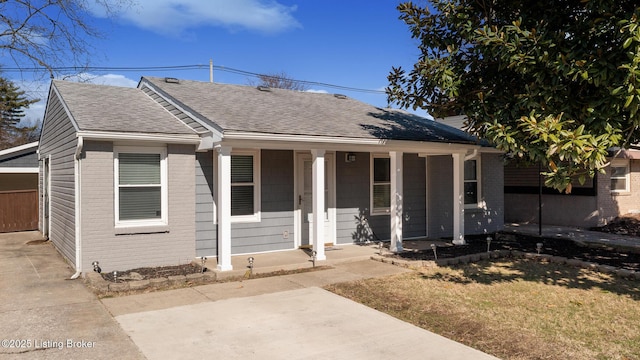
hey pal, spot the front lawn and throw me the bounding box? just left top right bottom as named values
left=326, top=259, right=640, bottom=360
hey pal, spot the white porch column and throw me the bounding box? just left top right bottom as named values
left=452, top=152, right=466, bottom=245
left=311, top=149, right=326, bottom=261
left=216, top=146, right=233, bottom=271
left=390, top=151, right=403, bottom=253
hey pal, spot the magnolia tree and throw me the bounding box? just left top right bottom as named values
left=387, top=1, right=640, bottom=192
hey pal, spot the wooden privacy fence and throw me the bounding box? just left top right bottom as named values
left=0, top=190, right=38, bottom=233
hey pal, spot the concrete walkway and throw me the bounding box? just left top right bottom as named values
left=503, top=222, right=640, bottom=252
left=0, top=231, right=144, bottom=360
left=102, top=259, right=499, bottom=360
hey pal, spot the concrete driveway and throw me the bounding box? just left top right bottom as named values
left=1, top=231, right=498, bottom=359
left=0, top=231, right=144, bottom=359
left=103, top=261, right=499, bottom=360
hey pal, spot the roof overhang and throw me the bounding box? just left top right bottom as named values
left=76, top=131, right=201, bottom=144
left=220, top=131, right=480, bottom=154
left=0, top=142, right=39, bottom=157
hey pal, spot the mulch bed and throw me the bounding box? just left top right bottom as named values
left=591, top=213, right=640, bottom=237
left=101, top=263, right=204, bottom=282
left=101, top=215, right=640, bottom=282
left=389, top=233, right=640, bottom=272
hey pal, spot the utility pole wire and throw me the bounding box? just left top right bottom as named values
left=1, top=64, right=386, bottom=94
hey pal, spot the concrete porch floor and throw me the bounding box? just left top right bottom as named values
left=211, top=243, right=381, bottom=278
left=209, top=239, right=457, bottom=278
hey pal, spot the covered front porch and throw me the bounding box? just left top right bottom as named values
left=209, top=138, right=483, bottom=271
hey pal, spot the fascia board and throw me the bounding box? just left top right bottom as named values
left=76, top=131, right=201, bottom=144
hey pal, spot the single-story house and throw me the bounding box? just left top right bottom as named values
left=0, top=141, right=39, bottom=232
left=39, top=77, right=504, bottom=275
left=438, top=115, right=639, bottom=228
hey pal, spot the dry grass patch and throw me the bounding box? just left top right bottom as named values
left=326, top=259, right=640, bottom=360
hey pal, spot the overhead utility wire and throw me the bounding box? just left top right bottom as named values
left=1, top=64, right=386, bottom=95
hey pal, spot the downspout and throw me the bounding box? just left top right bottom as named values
left=70, top=136, right=83, bottom=280
left=464, top=149, right=478, bottom=161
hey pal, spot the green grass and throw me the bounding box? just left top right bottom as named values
left=326, top=259, right=640, bottom=360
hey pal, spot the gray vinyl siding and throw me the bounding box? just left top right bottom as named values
left=80, top=141, right=196, bottom=272
left=335, top=152, right=427, bottom=243
left=141, top=86, right=208, bottom=134
left=336, top=152, right=370, bottom=243
left=0, top=151, right=38, bottom=167
left=428, top=154, right=504, bottom=239
left=466, top=153, right=504, bottom=234
left=231, top=150, right=294, bottom=254
left=38, top=160, right=43, bottom=231
left=195, top=151, right=216, bottom=256
left=335, top=152, right=391, bottom=243
left=403, top=153, right=427, bottom=238
left=38, top=92, right=77, bottom=266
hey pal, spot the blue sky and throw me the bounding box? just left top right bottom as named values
left=5, top=0, right=425, bottom=123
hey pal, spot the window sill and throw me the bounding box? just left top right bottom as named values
left=231, top=214, right=261, bottom=223
left=611, top=191, right=631, bottom=196
left=464, top=201, right=486, bottom=211
left=114, top=225, right=170, bottom=235
left=370, top=210, right=390, bottom=216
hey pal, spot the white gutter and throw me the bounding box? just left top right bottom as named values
left=223, top=131, right=386, bottom=145
left=0, top=141, right=39, bottom=157
left=70, top=136, right=83, bottom=279
left=0, top=167, right=38, bottom=173
left=223, top=132, right=481, bottom=154
left=76, top=131, right=201, bottom=144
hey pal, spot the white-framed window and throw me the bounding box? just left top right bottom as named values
left=464, top=157, right=482, bottom=207
left=610, top=159, right=630, bottom=192
left=371, top=154, right=391, bottom=215
left=231, top=150, right=261, bottom=222
left=114, top=146, right=168, bottom=227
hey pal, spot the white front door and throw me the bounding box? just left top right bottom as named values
left=297, top=153, right=334, bottom=247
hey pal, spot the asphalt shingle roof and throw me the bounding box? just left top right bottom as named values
left=52, top=80, right=196, bottom=135
left=143, top=77, right=476, bottom=144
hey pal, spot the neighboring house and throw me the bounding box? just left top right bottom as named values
left=438, top=115, right=639, bottom=228
left=0, top=142, right=39, bottom=232
left=39, top=77, right=504, bottom=274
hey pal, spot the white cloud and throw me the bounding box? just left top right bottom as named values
left=94, top=0, right=301, bottom=36
left=14, top=74, right=138, bottom=123
left=305, top=89, right=328, bottom=94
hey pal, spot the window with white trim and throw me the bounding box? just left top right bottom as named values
left=231, top=150, right=260, bottom=221
left=610, top=159, right=630, bottom=192
left=464, top=158, right=481, bottom=207
left=371, top=155, right=390, bottom=214
left=114, top=147, right=167, bottom=226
